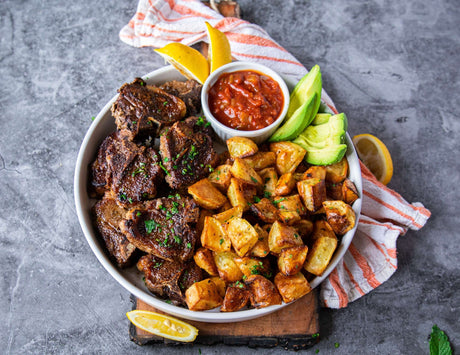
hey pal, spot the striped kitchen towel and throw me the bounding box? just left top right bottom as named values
left=119, top=0, right=431, bottom=308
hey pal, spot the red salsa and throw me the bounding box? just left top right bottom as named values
left=208, top=70, right=284, bottom=131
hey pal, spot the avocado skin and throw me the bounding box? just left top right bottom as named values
left=293, top=113, right=348, bottom=165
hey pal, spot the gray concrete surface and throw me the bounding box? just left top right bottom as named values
left=1, top=0, right=459, bottom=353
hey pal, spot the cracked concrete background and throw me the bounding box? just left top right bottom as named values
left=1, top=0, right=459, bottom=353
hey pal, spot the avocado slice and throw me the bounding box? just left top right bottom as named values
left=268, top=66, right=322, bottom=142
left=302, top=144, right=347, bottom=165
left=293, top=113, right=348, bottom=165
left=268, top=93, right=317, bottom=142
left=311, top=113, right=331, bottom=126
left=287, top=65, right=322, bottom=118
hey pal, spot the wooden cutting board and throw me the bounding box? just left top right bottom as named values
left=129, top=290, right=319, bottom=350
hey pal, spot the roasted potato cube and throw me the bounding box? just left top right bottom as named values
left=197, top=208, right=213, bottom=238
left=242, top=184, right=258, bottom=203
left=234, top=256, right=272, bottom=278
left=304, top=234, right=338, bottom=276
left=217, top=199, right=233, bottom=213
left=323, top=200, right=356, bottom=235
left=201, top=216, right=231, bottom=252
left=326, top=181, right=343, bottom=200
left=270, top=141, right=307, bottom=175
left=268, top=220, right=303, bottom=254
left=277, top=194, right=306, bottom=225
left=274, top=272, right=312, bottom=303
left=230, top=158, right=263, bottom=186
left=227, top=178, right=250, bottom=211
left=213, top=205, right=244, bottom=224
left=208, top=164, right=232, bottom=192
left=293, top=219, right=314, bottom=239
left=210, top=276, right=227, bottom=298
left=227, top=137, right=258, bottom=159
left=225, top=217, right=259, bottom=257
left=342, top=179, right=359, bottom=205
left=245, top=275, right=282, bottom=308
left=302, top=165, right=327, bottom=180
left=311, top=220, right=336, bottom=242
left=277, top=245, right=309, bottom=276
left=250, top=224, right=270, bottom=258
left=243, top=151, right=276, bottom=170
left=221, top=284, right=250, bottom=312
left=259, top=167, right=278, bottom=198
left=185, top=278, right=223, bottom=311
left=194, top=247, right=218, bottom=276
left=325, top=157, right=349, bottom=183
left=274, top=173, right=296, bottom=196
left=297, top=178, right=326, bottom=212
left=213, top=251, right=243, bottom=282
left=250, top=198, right=279, bottom=223
left=188, top=178, right=228, bottom=209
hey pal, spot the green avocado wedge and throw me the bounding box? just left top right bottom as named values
left=293, top=113, right=348, bottom=165
left=268, top=93, right=317, bottom=142
left=268, top=65, right=322, bottom=142
left=311, top=113, right=331, bottom=126
left=287, top=65, right=322, bottom=118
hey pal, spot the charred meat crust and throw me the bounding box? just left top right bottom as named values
left=111, top=78, right=186, bottom=139
left=159, top=80, right=202, bottom=117
left=90, top=131, right=165, bottom=207
left=137, top=254, right=203, bottom=306
left=93, top=196, right=137, bottom=268
left=121, top=196, right=200, bottom=262
left=160, top=116, right=219, bottom=191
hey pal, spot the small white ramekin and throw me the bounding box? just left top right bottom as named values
left=201, top=61, right=290, bottom=145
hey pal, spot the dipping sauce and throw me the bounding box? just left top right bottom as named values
left=208, top=70, right=284, bottom=131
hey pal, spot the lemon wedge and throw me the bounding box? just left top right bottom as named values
left=352, top=133, right=394, bottom=185
left=154, top=43, right=209, bottom=84
left=205, top=22, right=232, bottom=72
left=127, top=310, right=199, bottom=342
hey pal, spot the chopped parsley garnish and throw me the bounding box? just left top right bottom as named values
left=186, top=242, right=192, bottom=249
left=136, top=211, right=142, bottom=217
left=163, top=101, right=168, bottom=106
left=219, top=238, right=224, bottom=245
left=156, top=161, right=170, bottom=176
left=119, top=192, right=127, bottom=201
left=91, top=116, right=96, bottom=121
left=196, top=116, right=205, bottom=126
left=145, top=220, right=161, bottom=234
left=173, top=235, right=182, bottom=244
left=127, top=197, right=133, bottom=204
left=250, top=176, right=259, bottom=183
left=253, top=196, right=261, bottom=203
left=263, top=191, right=272, bottom=198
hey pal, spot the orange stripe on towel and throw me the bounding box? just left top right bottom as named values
left=363, top=190, right=423, bottom=229
left=329, top=268, right=349, bottom=308
left=343, top=262, right=365, bottom=296
left=232, top=51, right=305, bottom=67
left=348, top=243, right=381, bottom=289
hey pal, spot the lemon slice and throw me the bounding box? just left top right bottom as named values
left=352, top=133, right=394, bottom=185
left=154, top=43, right=209, bottom=84
left=205, top=22, right=232, bottom=72
left=126, top=310, right=199, bottom=342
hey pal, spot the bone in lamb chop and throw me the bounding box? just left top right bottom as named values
left=111, top=78, right=187, bottom=140
left=90, top=131, right=166, bottom=206
left=121, top=195, right=200, bottom=262
left=159, top=116, right=219, bottom=191
left=159, top=80, right=202, bottom=117
left=137, top=254, right=203, bottom=306
left=93, top=196, right=137, bottom=268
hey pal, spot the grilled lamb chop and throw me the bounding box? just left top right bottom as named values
left=111, top=78, right=186, bottom=139
left=159, top=80, right=202, bottom=117
left=93, top=196, right=137, bottom=267
left=121, top=196, right=200, bottom=262
left=89, top=132, right=117, bottom=197
left=159, top=116, right=218, bottom=191
left=137, top=254, right=203, bottom=306
left=89, top=131, right=165, bottom=206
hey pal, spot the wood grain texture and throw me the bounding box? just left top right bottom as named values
left=129, top=290, right=319, bottom=350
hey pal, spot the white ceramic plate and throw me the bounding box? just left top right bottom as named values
left=74, top=65, right=362, bottom=323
